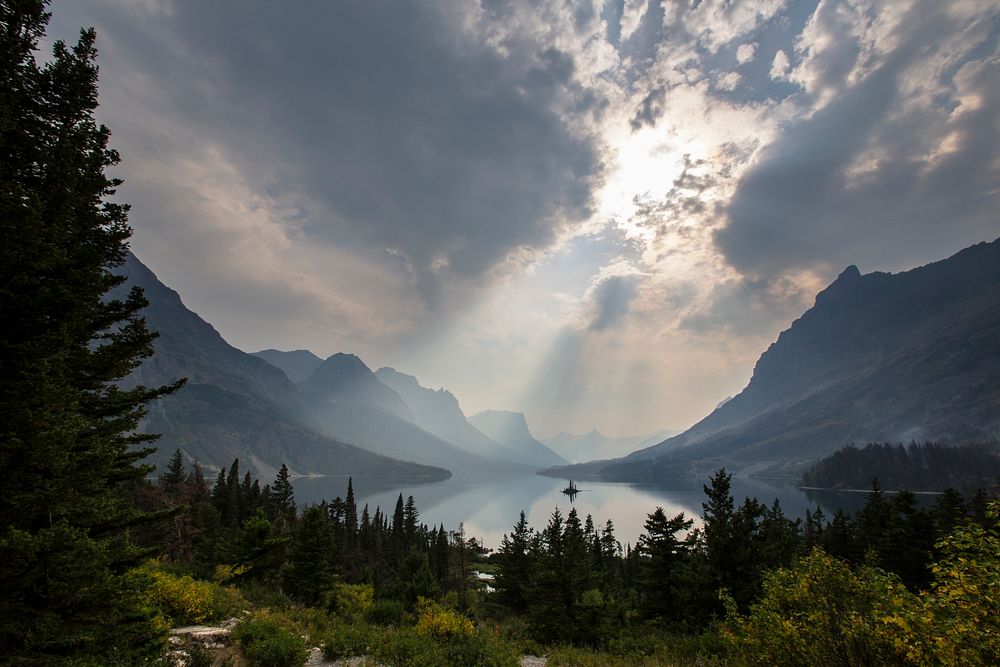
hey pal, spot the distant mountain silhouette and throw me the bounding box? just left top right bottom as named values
left=375, top=367, right=525, bottom=464
left=252, top=348, right=324, bottom=383
left=117, top=253, right=448, bottom=482
left=469, top=410, right=568, bottom=467
left=301, top=354, right=415, bottom=423
left=298, top=357, right=525, bottom=476
left=549, top=238, right=1000, bottom=482
left=543, top=428, right=679, bottom=463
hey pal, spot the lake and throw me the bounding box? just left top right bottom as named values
left=292, top=471, right=891, bottom=550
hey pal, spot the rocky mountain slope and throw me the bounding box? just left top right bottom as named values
left=549, top=239, right=1000, bottom=481
left=117, top=253, right=448, bottom=481
left=375, top=367, right=523, bottom=463
left=297, top=356, right=525, bottom=476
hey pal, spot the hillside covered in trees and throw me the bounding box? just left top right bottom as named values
left=802, top=442, right=1000, bottom=493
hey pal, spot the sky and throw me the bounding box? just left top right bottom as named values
left=48, top=0, right=1000, bottom=439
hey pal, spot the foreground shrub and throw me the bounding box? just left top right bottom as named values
left=722, top=548, right=913, bottom=666
left=414, top=598, right=474, bottom=639
left=131, top=561, right=246, bottom=625
left=234, top=612, right=308, bottom=667
left=889, top=505, right=1000, bottom=665
left=726, top=507, right=1000, bottom=667
left=323, top=623, right=380, bottom=660
left=365, top=598, right=407, bottom=626
left=333, top=583, right=375, bottom=622
left=323, top=620, right=518, bottom=667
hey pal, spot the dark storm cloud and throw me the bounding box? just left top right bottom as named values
left=716, top=3, right=1000, bottom=280
left=587, top=273, right=639, bottom=331
left=53, top=1, right=601, bottom=304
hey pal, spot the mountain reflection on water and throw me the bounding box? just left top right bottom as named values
left=291, top=472, right=900, bottom=550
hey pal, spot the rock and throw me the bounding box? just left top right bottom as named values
left=169, top=620, right=237, bottom=649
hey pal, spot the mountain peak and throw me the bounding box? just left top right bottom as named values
left=838, top=264, right=861, bottom=280
left=252, top=348, right=324, bottom=383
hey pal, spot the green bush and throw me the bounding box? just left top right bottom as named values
left=722, top=548, right=914, bottom=666
left=234, top=613, right=308, bottom=667
left=365, top=598, right=407, bottom=626
left=323, top=621, right=519, bottom=667
left=333, top=583, right=375, bottom=622
left=376, top=629, right=448, bottom=667
left=323, top=623, right=380, bottom=660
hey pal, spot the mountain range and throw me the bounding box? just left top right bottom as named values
left=118, top=253, right=560, bottom=479
left=117, top=253, right=447, bottom=481
left=547, top=238, right=1000, bottom=482
left=542, top=428, right=679, bottom=463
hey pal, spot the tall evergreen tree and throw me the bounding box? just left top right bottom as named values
left=282, top=505, right=337, bottom=607
left=0, top=2, right=180, bottom=661
left=268, top=463, right=295, bottom=531
left=495, top=511, right=533, bottom=612
left=160, top=448, right=187, bottom=492
left=637, top=507, right=693, bottom=620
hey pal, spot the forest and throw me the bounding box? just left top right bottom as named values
left=81, top=454, right=1000, bottom=666
left=801, top=441, right=1000, bottom=493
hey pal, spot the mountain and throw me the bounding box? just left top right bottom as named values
left=469, top=410, right=568, bottom=467
left=550, top=239, right=1000, bottom=482
left=374, top=367, right=524, bottom=463
left=543, top=428, right=679, bottom=463
left=251, top=348, right=324, bottom=383
left=301, top=354, right=414, bottom=422
left=298, top=357, right=524, bottom=475
left=117, top=253, right=448, bottom=482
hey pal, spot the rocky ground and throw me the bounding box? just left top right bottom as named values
left=166, top=619, right=549, bottom=667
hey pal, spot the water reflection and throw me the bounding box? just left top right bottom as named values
left=292, top=472, right=884, bottom=550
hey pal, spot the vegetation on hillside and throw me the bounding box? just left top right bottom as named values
left=802, top=441, right=1000, bottom=493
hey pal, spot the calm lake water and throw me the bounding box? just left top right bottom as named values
left=292, top=472, right=886, bottom=550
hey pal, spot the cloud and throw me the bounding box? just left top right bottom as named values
left=717, top=0, right=1000, bottom=281
left=737, top=42, right=758, bottom=65
left=586, top=272, right=641, bottom=331
left=770, top=49, right=791, bottom=79
left=51, top=1, right=604, bottom=311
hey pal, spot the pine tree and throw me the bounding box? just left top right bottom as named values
left=0, top=2, right=180, bottom=660
left=161, top=448, right=187, bottom=492
left=636, top=507, right=693, bottom=620
left=282, top=505, right=337, bottom=606
left=269, top=463, right=296, bottom=531
left=403, top=494, right=419, bottom=547
left=495, top=511, right=533, bottom=612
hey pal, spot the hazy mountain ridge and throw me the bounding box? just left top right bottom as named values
left=550, top=239, right=1000, bottom=481
left=251, top=348, right=324, bottom=383
left=469, top=410, right=568, bottom=467
left=543, top=428, right=679, bottom=463
left=295, top=356, right=531, bottom=476
left=301, top=354, right=415, bottom=423
left=374, top=367, right=525, bottom=464
left=117, top=253, right=449, bottom=481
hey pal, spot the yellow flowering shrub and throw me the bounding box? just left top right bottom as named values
left=334, top=583, right=375, bottom=622
left=414, top=598, right=474, bottom=639
left=725, top=505, right=1000, bottom=667
left=130, top=561, right=246, bottom=626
